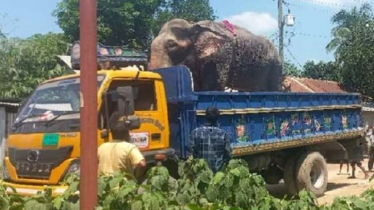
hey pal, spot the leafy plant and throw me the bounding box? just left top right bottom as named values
left=2, top=158, right=374, bottom=210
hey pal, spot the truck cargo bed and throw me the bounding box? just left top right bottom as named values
left=154, top=66, right=363, bottom=158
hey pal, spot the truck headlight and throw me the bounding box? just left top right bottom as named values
left=66, top=160, right=80, bottom=175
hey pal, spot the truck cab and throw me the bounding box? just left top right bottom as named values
left=3, top=69, right=174, bottom=195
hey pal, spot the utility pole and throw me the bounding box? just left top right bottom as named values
left=278, top=0, right=284, bottom=74
left=80, top=0, right=98, bottom=209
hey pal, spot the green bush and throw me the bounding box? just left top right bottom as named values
left=0, top=158, right=373, bottom=210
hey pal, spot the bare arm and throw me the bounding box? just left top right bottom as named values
left=134, top=159, right=147, bottom=180
left=130, top=147, right=147, bottom=180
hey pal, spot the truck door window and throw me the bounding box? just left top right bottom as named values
left=106, top=80, right=157, bottom=115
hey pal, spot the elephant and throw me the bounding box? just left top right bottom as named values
left=149, top=19, right=283, bottom=92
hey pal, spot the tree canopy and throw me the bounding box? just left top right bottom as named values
left=53, top=0, right=216, bottom=49
left=302, top=61, right=340, bottom=81
left=283, top=61, right=301, bottom=77
left=326, top=4, right=374, bottom=96
left=0, top=33, right=69, bottom=99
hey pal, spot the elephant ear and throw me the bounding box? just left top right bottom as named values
left=190, top=24, right=227, bottom=59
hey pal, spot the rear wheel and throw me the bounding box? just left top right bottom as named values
left=263, top=165, right=283, bottom=185
left=296, top=151, right=328, bottom=197
left=283, top=155, right=299, bottom=195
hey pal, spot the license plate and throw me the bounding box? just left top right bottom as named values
left=42, top=133, right=60, bottom=146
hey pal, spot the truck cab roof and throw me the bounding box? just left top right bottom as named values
left=42, top=69, right=163, bottom=85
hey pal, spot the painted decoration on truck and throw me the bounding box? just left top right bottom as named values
left=236, top=116, right=249, bottom=142
left=314, top=118, right=321, bottom=132
left=342, top=115, right=348, bottom=129
left=303, top=113, right=312, bottom=134
left=280, top=119, right=289, bottom=137
left=266, top=117, right=275, bottom=136
left=291, top=114, right=301, bottom=135
left=130, top=132, right=149, bottom=149
left=324, top=116, right=332, bottom=130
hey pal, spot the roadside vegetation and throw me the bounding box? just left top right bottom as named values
left=1, top=158, right=374, bottom=210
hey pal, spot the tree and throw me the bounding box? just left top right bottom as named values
left=53, top=0, right=216, bottom=49
left=283, top=61, right=301, bottom=77
left=326, top=4, right=374, bottom=96
left=154, top=0, right=216, bottom=35
left=0, top=33, right=69, bottom=99
left=302, top=61, right=340, bottom=81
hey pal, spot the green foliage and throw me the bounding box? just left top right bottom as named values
left=326, top=4, right=374, bottom=96
left=283, top=61, right=301, bottom=77
left=302, top=61, right=340, bottom=81
left=0, top=33, right=69, bottom=99
left=3, top=158, right=374, bottom=209
left=154, top=0, right=216, bottom=35
left=53, top=0, right=216, bottom=49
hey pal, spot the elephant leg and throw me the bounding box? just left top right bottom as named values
left=267, top=62, right=282, bottom=91
left=201, top=61, right=224, bottom=91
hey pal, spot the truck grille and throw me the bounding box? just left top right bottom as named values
left=8, top=146, right=73, bottom=179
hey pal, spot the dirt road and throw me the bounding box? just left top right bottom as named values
left=266, top=159, right=374, bottom=205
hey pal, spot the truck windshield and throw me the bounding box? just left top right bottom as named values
left=16, top=75, right=105, bottom=124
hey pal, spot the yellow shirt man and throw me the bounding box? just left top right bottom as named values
left=98, top=140, right=145, bottom=176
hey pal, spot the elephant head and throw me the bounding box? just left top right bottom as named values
left=149, top=19, right=229, bottom=70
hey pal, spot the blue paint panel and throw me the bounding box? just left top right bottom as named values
left=264, top=95, right=276, bottom=108
left=232, top=95, right=248, bottom=109
left=216, top=95, right=232, bottom=110
left=249, top=95, right=262, bottom=108
left=277, top=95, right=289, bottom=107
left=300, top=94, right=310, bottom=107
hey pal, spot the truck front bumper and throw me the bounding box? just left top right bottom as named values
left=3, top=181, right=67, bottom=197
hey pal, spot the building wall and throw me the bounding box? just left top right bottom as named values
left=363, top=111, right=374, bottom=126
left=0, top=106, right=18, bottom=166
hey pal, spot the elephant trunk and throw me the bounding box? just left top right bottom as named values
left=149, top=37, right=173, bottom=70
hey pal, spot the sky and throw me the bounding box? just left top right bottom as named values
left=0, top=0, right=370, bottom=67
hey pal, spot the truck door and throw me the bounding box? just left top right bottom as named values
left=103, top=79, right=168, bottom=151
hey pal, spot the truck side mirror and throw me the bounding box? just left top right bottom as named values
left=116, top=86, right=135, bottom=116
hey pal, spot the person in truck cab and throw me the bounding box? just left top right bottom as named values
left=98, top=112, right=146, bottom=180
left=189, top=106, right=232, bottom=172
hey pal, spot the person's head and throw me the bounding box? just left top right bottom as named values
left=206, top=106, right=219, bottom=125
left=109, top=112, right=129, bottom=140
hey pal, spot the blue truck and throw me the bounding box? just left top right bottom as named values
left=154, top=65, right=363, bottom=196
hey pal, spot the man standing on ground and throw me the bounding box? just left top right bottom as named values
left=98, top=112, right=146, bottom=180
left=348, top=139, right=369, bottom=179
left=189, top=106, right=232, bottom=172
left=338, top=145, right=350, bottom=175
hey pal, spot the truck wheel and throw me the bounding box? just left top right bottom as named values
left=283, top=155, right=299, bottom=195
left=263, top=165, right=283, bottom=185
left=296, top=151, right=328, bottom=197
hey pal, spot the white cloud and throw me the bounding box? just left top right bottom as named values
left=223, top=11, right=278, bottom=36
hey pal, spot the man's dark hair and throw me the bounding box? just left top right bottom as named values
left=109, top=112, right=129, bottom=140
left=206, top=106, right=219, bottom=124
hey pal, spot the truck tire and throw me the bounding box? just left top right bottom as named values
left=263, top=165, right=283, bottom=185
left=296, top=151, right=328, bottom=197
left=283, top=155, right=299, bottom=195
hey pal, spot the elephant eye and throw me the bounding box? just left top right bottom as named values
left=166, top=40, right=179, bottom=49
